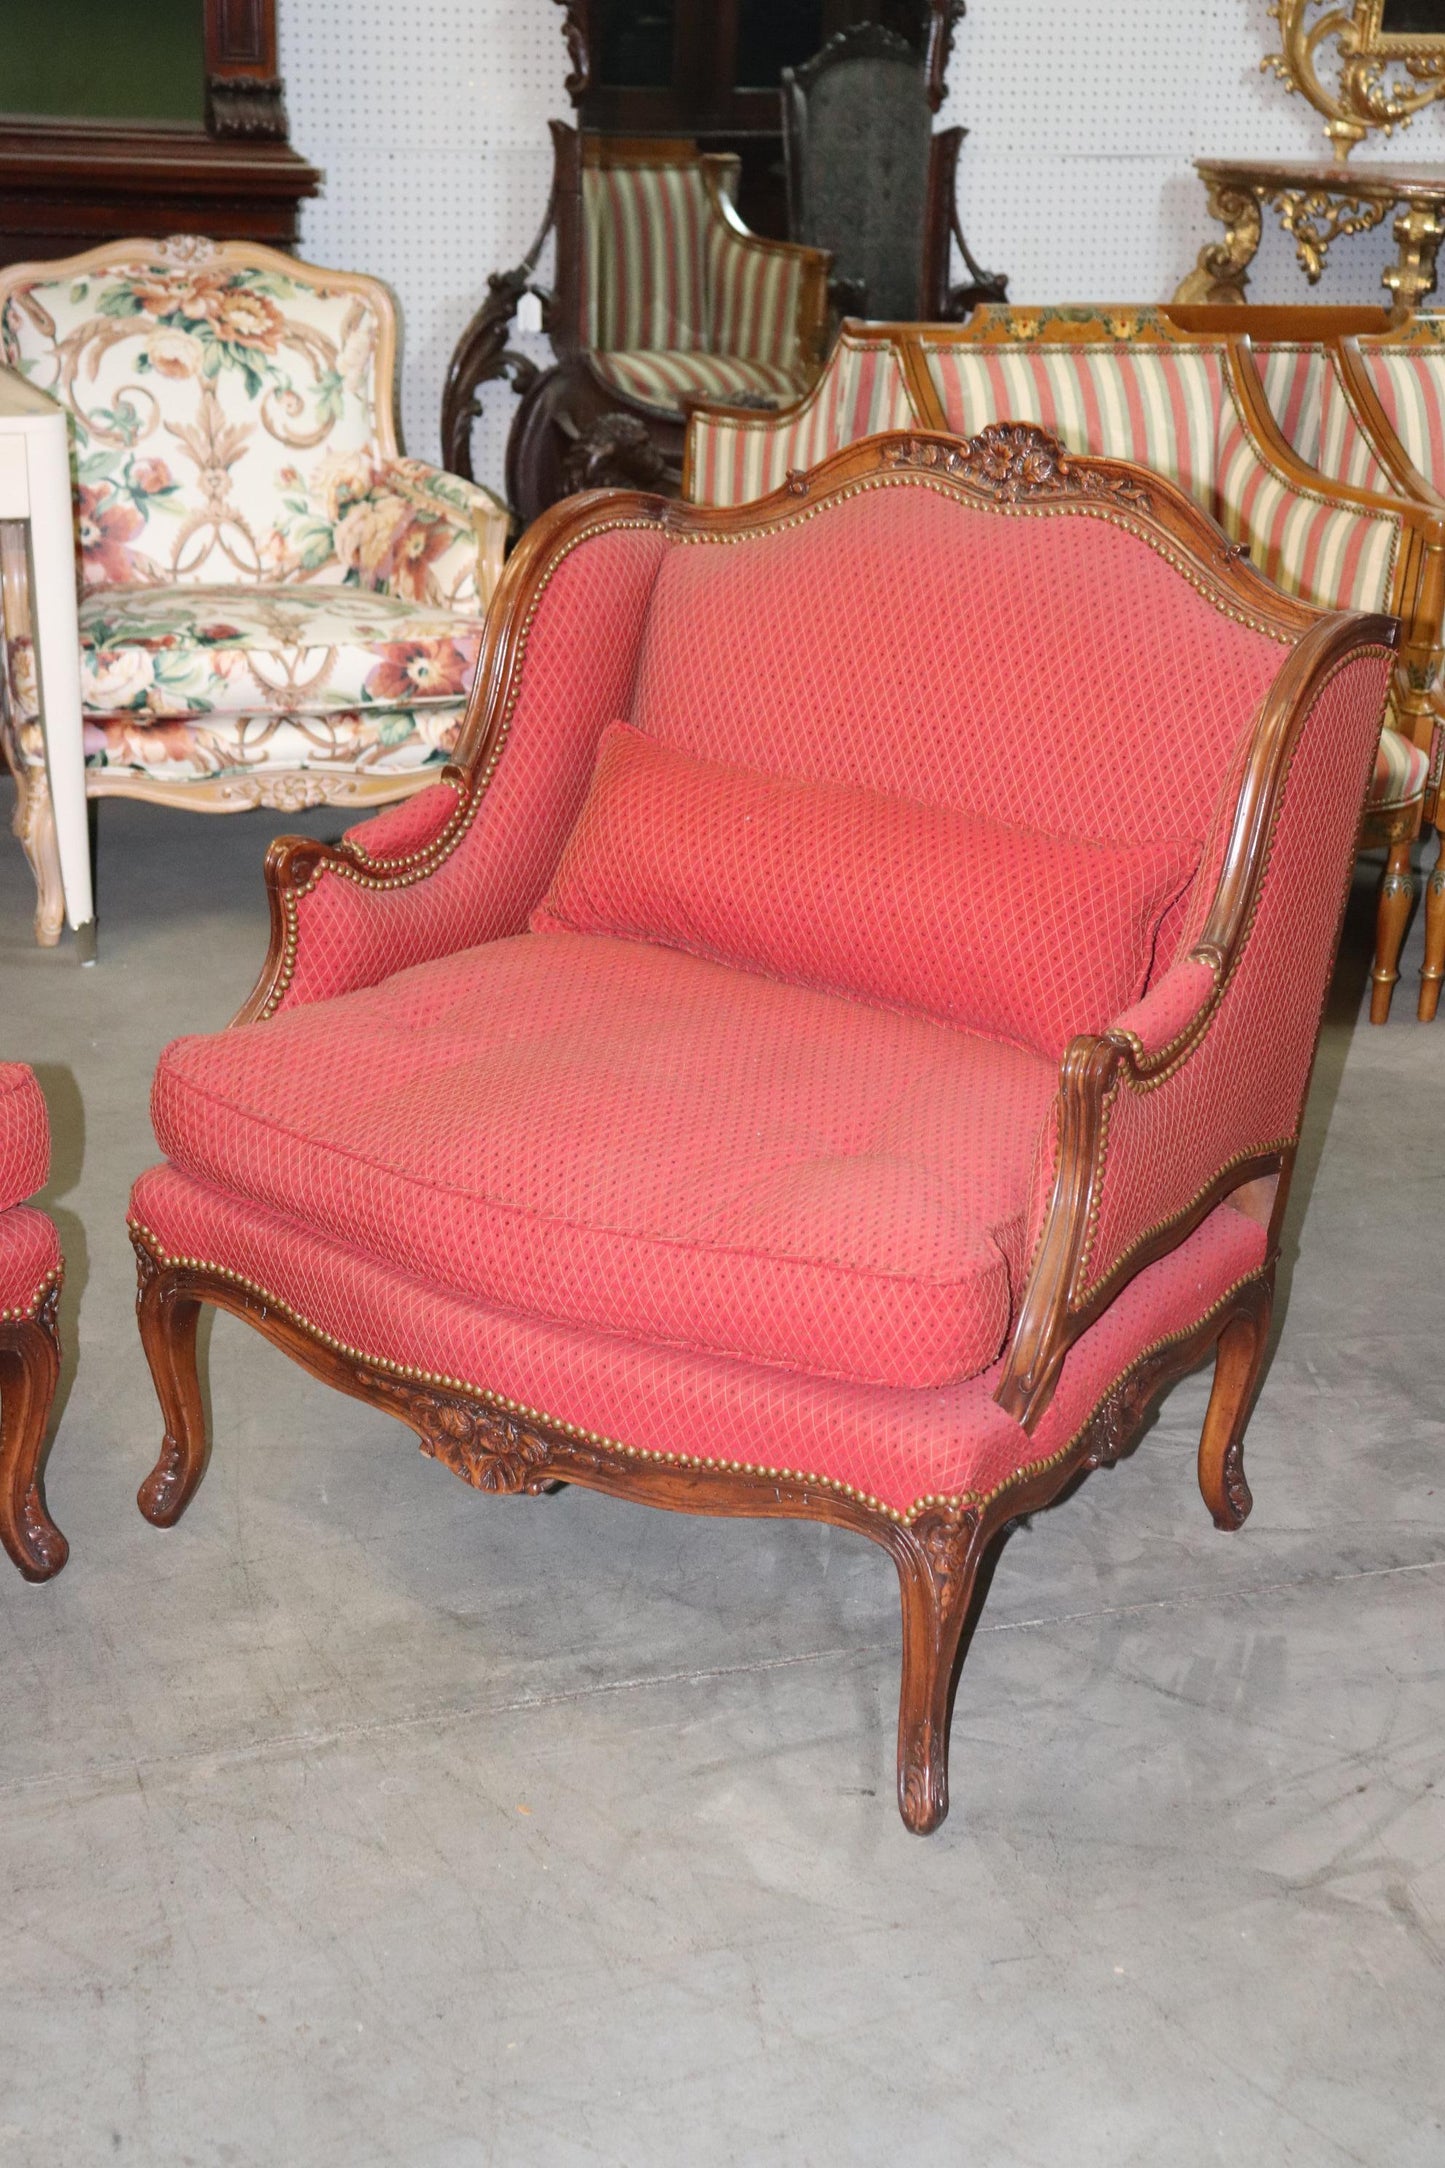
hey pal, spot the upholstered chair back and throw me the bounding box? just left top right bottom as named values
left=916, top=334, right=1400, bottom=616
left=0, top=241, right=400, bottom=590
left=579, top=148, right=811, bottom=373
left=1353, top=328, right=1445, bottom=485
left=625, top=476, right=1286, bottom=981
left=582, top=160, right=716, bottom=354
left=685, top=326, right=924, bottom=502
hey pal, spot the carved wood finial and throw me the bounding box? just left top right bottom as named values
left=885, top=423, right=1154, bottom=513
left=552, top=0, right=591, bottom=104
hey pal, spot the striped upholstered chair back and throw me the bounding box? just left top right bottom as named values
left=911, top=322, right=1402, bottom=621
left=571, top=139, right=827, bottom=413
left=684, top=325, right=927, bottom=503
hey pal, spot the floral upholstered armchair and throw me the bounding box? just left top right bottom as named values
left=1, top=1061, right=66, bottom=1581
left=129, top=429, right=1394, bottom=1832
left=0, top=237, right=508, bottom=946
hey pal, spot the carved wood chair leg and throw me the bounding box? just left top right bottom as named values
left=1369, top=837, right=1415, bottom=1023
left=6, top=754, right=65, bottom=949
left=1419, top=828, right=1444, bottom=1020
left=890, top=1507, right=984, bottom=1835
left=1196, top=1279, right=1273, bottom=1531
left=0, top=1311, right=67, bottom=1581
left=134, top=1242, right=209, bottom=1527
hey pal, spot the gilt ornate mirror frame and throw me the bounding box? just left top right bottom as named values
left=1266, top=0, right=1445, bottom=159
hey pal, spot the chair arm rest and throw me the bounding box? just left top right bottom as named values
left=357, top=458, right=509, bottom=615
left=996, top=621, right=1397, bottom=1429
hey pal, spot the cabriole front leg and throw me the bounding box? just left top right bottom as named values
left=133, top=1235, right=209, bottom=1526
left=888, top=1504, right=985, bottom=1835
left=1196, top=1275, right=1273, bottom=1531
left=0, top=1287, right=67, bottom=1580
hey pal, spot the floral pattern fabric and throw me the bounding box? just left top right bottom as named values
left=75, top=584, right=481, bottom=720
left=0, top=249, right=500, bottom=603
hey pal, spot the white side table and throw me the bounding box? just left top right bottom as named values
left=0, top=368, right=94, bottom=959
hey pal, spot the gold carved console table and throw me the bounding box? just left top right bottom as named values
left=1175, top=157, right=1445, bottom=312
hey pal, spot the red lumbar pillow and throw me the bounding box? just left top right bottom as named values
left=533, top=721, right=1197, bottom=1058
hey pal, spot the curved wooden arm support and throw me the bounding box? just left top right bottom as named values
left=996, top=613, right=1398, bottom=1430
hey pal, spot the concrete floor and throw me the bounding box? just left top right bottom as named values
left=0, top=785, right=1442, bottom=2168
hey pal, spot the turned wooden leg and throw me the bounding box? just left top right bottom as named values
left=1419, top=831, right=1444, bottom=1021
left=890, top=1505, right=984, bottom=1835
left=134, top=1239, right=209, bottom=1526
left=1197, top=1281, right=1273, bottom=1532
left=1369, top=837, right=1415, bottom=1024
left=0, top=1290, right=67, bottom=1581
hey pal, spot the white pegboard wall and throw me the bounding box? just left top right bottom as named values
left=279, top=0, right=567, bottom=471
left=278, top=0, right=1445, bottom=487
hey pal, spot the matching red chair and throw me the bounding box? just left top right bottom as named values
left=123, top=429, right=1395, bottom=1830
left=0, top=1061, right=66, bottom=1580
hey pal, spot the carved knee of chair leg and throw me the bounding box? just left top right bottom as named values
left=1370, top=837, right=1415, bottom=1024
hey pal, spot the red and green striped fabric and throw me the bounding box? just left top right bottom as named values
left=918, top=337, right=1401, bottom=617
left=1254, top=344, right=1394, bottom=495
left=581, top=161, right=813, bottom=417
left=687, top=329, right=925, bottom=506
left=1356, top=333, right=1445, bottom=489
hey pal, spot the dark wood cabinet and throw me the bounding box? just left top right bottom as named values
left=574, top=0, right=948, bottom=233
left=0, top=0, right=319, bottom=270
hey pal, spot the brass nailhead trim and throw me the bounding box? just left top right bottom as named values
left=128, top=1221, right=1265, bottom=1528
left=1, top=1264, right=59, bottom=1322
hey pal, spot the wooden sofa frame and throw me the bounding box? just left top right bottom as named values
left=130, top=428, right=1397, bottom=1833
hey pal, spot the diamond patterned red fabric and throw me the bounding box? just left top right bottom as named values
left=152, top=932, right=1060, bottom=1389
left=128, top=1164, right=1266, bottom=1520
left=535, top=721, right=1196, bottom=1059
left=1070, top=649, right=1395, bottom=1296
left=629, top=486, right=1287, bottom=849
left=342, top=780, right=463, bottom=861
left=0, top=1063, right=48, bottom=1214
left=287, top=487, right=1283, bottom=1018
left=0, top=1205, right=60, bottom=1317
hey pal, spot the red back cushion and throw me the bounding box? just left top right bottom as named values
left=534, top=723, right=1197, bottom=1056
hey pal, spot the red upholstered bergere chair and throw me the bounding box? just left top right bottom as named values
left=1, top=1062, right=66, bottom=1580
left=128, top=428, right=1396, bottom=1831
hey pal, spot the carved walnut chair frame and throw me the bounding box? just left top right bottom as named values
left=0, top=236, right=510, bottom=951
left=129, top=428, right=1396, bottom=1833
left=0, top=1268, right=65, bottom=1582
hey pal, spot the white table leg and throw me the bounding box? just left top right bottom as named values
left=25, top=411, right=94, bottom=955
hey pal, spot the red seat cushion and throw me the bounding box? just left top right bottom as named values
left=536, top=721, right=1197, bottom=1058
left=0, top=1204, right=61, bottom=1316
left=151, top=933, right=1060, bottom=1389
left=0, top=1062, right=49, bottom=1214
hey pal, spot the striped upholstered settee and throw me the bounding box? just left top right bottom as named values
left=685, top=308, right=1439, bottom=1022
